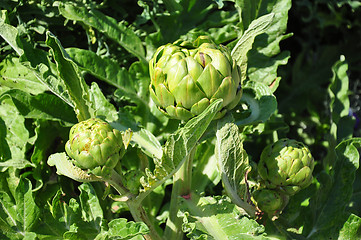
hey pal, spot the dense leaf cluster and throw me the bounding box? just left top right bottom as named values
left=1, top=0, right=361, bottom=239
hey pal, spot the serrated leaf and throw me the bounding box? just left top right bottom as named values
left=15, top=178, right=40, bottom=232
left=65, top=48, right=134, bottom=91
left=231, top=13, right=274, bottom=83
left=0, top=89, right=77, bottom=124
left=0, top=20, right=74, bottom=108
left=245, top=0, right=292, bottom=90
left=328, top=55, right=354, bottom=143
left=0, top=56, right=48, bottom=95
left=308, top=138, right=361, bottom=238
left=138, top=99, right=223, bottom=200
left=329, top=55, right=350, bottom=123
left=107, top=218, right=149, bottom=239
left=179, top=194, right=268, bottom=240
left=215, top=115, right=255, bottom=216
left=47, top=152, right=102, bottom=183
left=45, top=31, right=93, bottom=121
left=58, top=2, right=146, bottom=62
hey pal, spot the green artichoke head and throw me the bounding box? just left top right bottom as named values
left=65, top=118, right=125, bottom=177
left=258, top=139, right=315, bottom=196
left=252, top=188, right=288, bottom=214
left=149, top=36, right=242, bottom=121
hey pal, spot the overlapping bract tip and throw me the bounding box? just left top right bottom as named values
left=65, top=118, right=125, bottom=177
left=258, top=138, right=315, bottom=196
left=149, top=36, right=242, bottom=121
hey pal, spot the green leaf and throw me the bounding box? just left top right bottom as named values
left=0, top=117, right=11, bottom=162
left=0, top=20, right=74, bottom=108
left=0, top=191, right=18, bottom=230
left=40, top=184, right=116, bottom=239
left=138, top=99, right=223, bottom=201
left=65, top=48, right=134, bottom=91
left=78, top=184, right=103, bottom=231
left=88, top=82, right=118, bottom=122
left=231, top=13, right=274, bottom=83
left=15, top=178, right=40, bottom=232
left=106, top=218, right=149, bottom=239
left=0, top=97, right=29, bottom=159
left=329, top=55, right=350, bottom=123
left=58, top=2, right=146, bottom=62
left=110, top=116, right=163, bottom=160
left=0, top=89, right=77, bottom=124
left=0, top=56, right=48, bottom=95
left=45, top=31, right=93, bottom=121
left=47, top=152, right=102, bottom=182
left=179, top=194, right=267, bottom=239
left=0, top=17, right=23, bottom=56
left=234, top=81, right=277, bottom=127
left=245, top=0, right=292, bottom=90
left=338, top=214, right=361, bottom=239
left=215, top=114, right=255, bottom=216
left=0, top=159, right=35, bottom=172
left=192, top=141, right=221, bottom=193
left=308, top=138, right=361, bottom=238
left=328, top=55, right=354, bottom=142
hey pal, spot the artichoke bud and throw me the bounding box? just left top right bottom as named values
left=252, top=188, right=288, bottom=215
left=65, top=118, right=127, bottom=178
left=149, top=35, right=242, bottom=121
left=258, top=139, right=315, bottom=196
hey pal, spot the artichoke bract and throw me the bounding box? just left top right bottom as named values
left=65, top=118, right=125, bottom=177
left=258, top=139, right=315, bottom=196
left=149, top=36, right=242, bottom=121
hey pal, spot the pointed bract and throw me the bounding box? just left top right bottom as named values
left=149, top=36, right=242, bottom=121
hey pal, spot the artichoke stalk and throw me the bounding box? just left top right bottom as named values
left=257, top=138, right=315, bottom=196
left=65, top=118, right=126, bottom=177
left=149, top=36, right=242, bottom=121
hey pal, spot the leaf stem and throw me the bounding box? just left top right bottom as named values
left=164, top=147, right=196, bottom=240
left=108, top=170, right=162, bottom=240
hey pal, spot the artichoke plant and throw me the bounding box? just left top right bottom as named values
left=65, top=118, right=126, bottom=177
left=149, top=36, right=242, bottom=121
left=252, top=188, right=288, bottom=214
left=257, top=139, right=315, bottom=196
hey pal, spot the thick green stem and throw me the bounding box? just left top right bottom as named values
left=164, top=147, right=196, bottom=240
left=108, top=170, right=162, bottom=240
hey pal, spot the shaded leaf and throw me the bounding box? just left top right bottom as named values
left=58, top=2, right=146, bottom=62
left=0, top=89, right=77, bottom=124
left=231, top=13, right=274, bottom=83
left=45, top=31, right=93, bottom=121
left=15, top=178, right=40, bottom=232
left=308, top=138, right=361, bottom=238
left=234, top=81, right=277, bottom=127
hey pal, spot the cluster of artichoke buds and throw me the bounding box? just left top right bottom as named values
left=65, top=118, right=127, bottom=178
left=149, top=36, right=242, bottom=121
left=252, top=138, right=315, bottom=215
